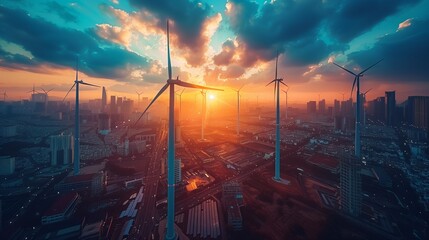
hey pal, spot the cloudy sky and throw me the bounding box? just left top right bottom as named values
left=0, top=0, right=428, bottom=104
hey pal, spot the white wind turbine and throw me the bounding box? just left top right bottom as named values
left=134, top=20, right=222, bottom=240
left=333, top=59, right=382, bottom=158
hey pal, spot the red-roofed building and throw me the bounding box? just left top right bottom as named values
left=42, top=192, right=80, bottom=225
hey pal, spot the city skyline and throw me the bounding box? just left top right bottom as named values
left=1, top=0, right=429, bottom=104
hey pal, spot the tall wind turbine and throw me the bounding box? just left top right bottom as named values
left=175, top=88, right=185, bottom=120
left=63, top=59, right=99, bottom=175
left=282, top=86, right=289, bottom=120
left=232, top=85, right=245, bottom=136
left=266, top=53, right=288, bottom=183
left=28, top=84, right=38, bottom=95
left=134, top=20, right=222, bottom=240
left=333, top=60, right=382, bottom=158
left=200, top=90, right=207, bottom=140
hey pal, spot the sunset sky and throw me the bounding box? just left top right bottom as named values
left=0, top=0, right=428, bottom=105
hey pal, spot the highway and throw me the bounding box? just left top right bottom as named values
left=130, top=124, right=167, bottom=240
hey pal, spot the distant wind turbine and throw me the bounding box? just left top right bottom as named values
left=175, top=88, right=185, bottom=143
left=361, top=88, right=372, bottom=126
left=3, top=91, right=7, bottom=101
left=27, top=84, right=38, bottom=95
left=333, top=60, right=382, bottom=158
left=63, top=58, right=99, bottom=175
left=136, top=91, right=143, bottom=108
left=40, top=88, right=53, bottom=114
left=266, top=52, right=289, bottom=184
left=133, top=20, right=222, bottom=240
left=232, top=85, right=245, bottom=136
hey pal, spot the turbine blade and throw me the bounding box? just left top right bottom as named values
left=134, top=83, right=170, bottom=126
left=75, top=57, right=79, bottom=81
left=62, top=83, right=76, bottom=102
left=80, top=81, right=100, bottom=88
left=275, top=51, right=279, bottom=80
left=265, top=79, right=276, bottom=87
left=359, top=59, right=383, bottom=75
left=333, top=62, right=357, bottom=76
left=364, top=88, right=372, bottom=95
left=279, top=81, right=287, bottom=87
left=238, top=84, right=245, bottom=91
left=350, top=76, right=357, bottom=98
left=172, top=80, right=223, bottom=91
left=167, top=20, right=172, bottom=81
left=181, top=88, right=185, bottom=95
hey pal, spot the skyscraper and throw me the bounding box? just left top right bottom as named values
left=50, top=134, right=74, bottom=166
left=333, top=99, right=340, bottom=117
left=374, top=97, right=385, bottom=122
left=385, top=91, right=396, bottom=126
left=406, top=96, right=429, bottom=131
left=110, top=96, right=116, bottom=115
left=340, top=153, right=361, bottom=217
left=101, top=86, right=107, bottom=113
left=318, top=99, right=326, bottom=115
left=307, top=101, right=316, bottom=114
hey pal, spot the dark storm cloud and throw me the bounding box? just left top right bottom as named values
left=0, top=6, right=152, bottom=81
left=224, top=0, right=421, bottom=68
left=128, top=0, right=213, bottom=66
left=328, top=0, right=420, bottom=42
left=348, top=18, right=429, bottom=82
left=226, top=0, right=334, bottom=66
left=46, top=1, right=77, bottom=23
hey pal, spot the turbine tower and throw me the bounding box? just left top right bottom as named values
left=333, top=60, right=382, bottom=158
left=361, top=88, right=372, bottom=126
left=134, top=20, right=222, bottom=240
left=40, top=88, right=53, bottom=114
left=266, top=52, right=288, bottom=184
left=136, top=91, right=143, bottom=108
left=63, top=58, right=99, bottom=175
left=200, top=90, right=207, bottom=140
left=233, top=85, right=245, bottom=136
left=3, top=91, right=7, bottom=101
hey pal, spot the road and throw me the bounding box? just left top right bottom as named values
left=130, top=124, right=167, bottom=240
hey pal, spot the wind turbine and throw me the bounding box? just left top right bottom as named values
left=3, top=91, right=7, bottom=101
left=333, top=60, right=382, bottom=158
left=282, top=86, right=289, bottom=120
left=63, top=58, right=99, bottom=175
left=266, top=52, right=288, bottom=184
left=40, top=88, right=53, bottom=114
left=200, top=90, right=207, bottom=140
left=28, top=84, right=38, bottom=94
left=136, top=91, right=143, bottom=108
left=175, top=88, right=185, bottom=120
left=134, top=20, right=222, bottom=240
left=232, top=85, right=245, bottom=136
left=361, top=88, right=372, bottom=126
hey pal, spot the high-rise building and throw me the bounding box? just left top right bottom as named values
left=385, top=91, right=396, bottom=126
left=341, top=98, right=353, bottom=117
left=110, top=96, right=116, bottom=115
left=117, top=97, right=123, bottom=114
left=333, top=99, right=341, bottom=117
left=318, top=99, right=326, bottom=115
left=101, top=87, right=107, bottom=113
left=340, top=153, right=361, bottom=217
left=307, top=101, right=316, bottom=114
left=174, top=158, right=182, bottom=184
left=374, top=97, right=385, bottom=122
left=50, top=134, right=74, bottom=166
left=406, top=96, right=429, bottom=131
left=0, top=156, right=15, bottom=175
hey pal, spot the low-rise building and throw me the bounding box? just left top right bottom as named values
left=41, top=192, right=80, bottom=225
